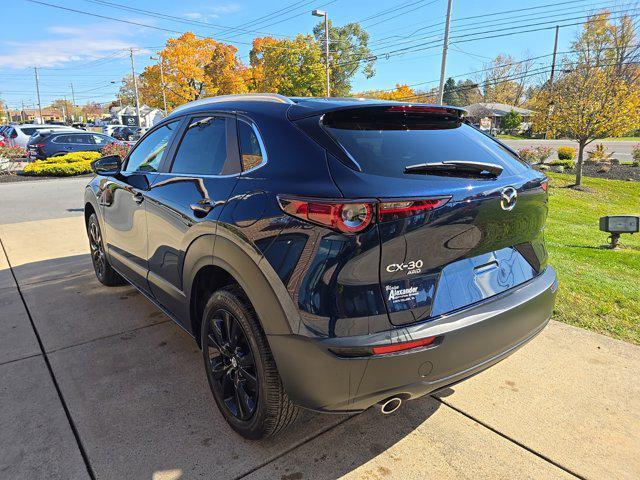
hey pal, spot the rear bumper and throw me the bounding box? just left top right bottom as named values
left=268, top=265, right=557, bottom=412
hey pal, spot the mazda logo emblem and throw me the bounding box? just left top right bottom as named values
left=500, top=187, right=518, bottom=211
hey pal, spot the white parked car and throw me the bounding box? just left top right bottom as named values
left=101, top=124, right=126, bottom=137
left=4, top=124, right=76, bottom=148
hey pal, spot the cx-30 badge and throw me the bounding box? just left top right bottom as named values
left=500, top=187, right=518, bottom=211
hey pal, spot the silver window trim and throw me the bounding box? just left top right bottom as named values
left=159, top=117, right=268, bottom=178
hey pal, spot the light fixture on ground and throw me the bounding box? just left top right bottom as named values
left=599, top=215, right=640, bottom=248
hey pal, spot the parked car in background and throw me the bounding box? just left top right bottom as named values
left=111, top=126, right=141, bottom=142
left=85, top=94, right=556, bottom=439
left=102, top=124, right=125, bottom=136
left=72, top=122, right=87, bottom=130
left=4, top=124, right=72, bottom=148
left=27, top=130, right=117, bottom=159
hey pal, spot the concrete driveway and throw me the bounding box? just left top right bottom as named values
left=1, top=177, right=639, bottom=480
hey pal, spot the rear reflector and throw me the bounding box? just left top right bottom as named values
left=278, top=196, right=450, bottom=234
left=371, top=336, right=437, bottom=355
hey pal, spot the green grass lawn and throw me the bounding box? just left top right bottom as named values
left=545, top=172, right=640, bottom=344
left=496, top=134, right=526, bottom=140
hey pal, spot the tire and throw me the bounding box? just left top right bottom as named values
left=201, top=285, right=299, bottom=439
left=86, top=213, right=125, bottom=286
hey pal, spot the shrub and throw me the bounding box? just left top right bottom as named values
left=101, top=142, right=130, bottom=160
left=557, top=146, right=576, bottom=160
left=0, top=145, right=27, bottom=160
left=632, top=144, right=640, bottom=162
left=517, top=147, right=538, bottom=164
left=586, top=143, right=613, bottom=163
left=548, top=159, right=574, bottom=169
left=534, top=146, right=553, bottom=163
left=22, top=151, right=99, bottom=177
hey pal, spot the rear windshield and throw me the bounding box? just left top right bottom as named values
left=322, top=108, right=528, bottom=177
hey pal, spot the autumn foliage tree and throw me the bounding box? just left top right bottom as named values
left=358, top=84, right=415, bottom=100
left=530, top=11, right=640, bottom=186
left=248, top=35, right=325, bottom=96
left=139, top=32, right=247, bottom=111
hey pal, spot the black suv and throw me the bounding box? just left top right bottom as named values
left=85, top=94, right=556, bottom=439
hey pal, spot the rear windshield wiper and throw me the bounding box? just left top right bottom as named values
left=404, top=160, right=503, bottom=177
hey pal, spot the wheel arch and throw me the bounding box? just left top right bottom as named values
left=184, top=233, right=299, bottom=347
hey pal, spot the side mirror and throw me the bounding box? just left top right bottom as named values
left=91, top=155, right=122, bottom=176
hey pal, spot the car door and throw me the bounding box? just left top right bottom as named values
left=144, top=113, right=241, bottom=326
left=90, top=133, right=112, bottom=152
left=100, top=120, right=182, bottom=292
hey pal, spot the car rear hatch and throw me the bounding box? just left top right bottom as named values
left=294, top=103, right=549, bottom=327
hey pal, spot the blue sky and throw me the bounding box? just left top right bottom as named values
left=0, top=0, right=635, bottom=109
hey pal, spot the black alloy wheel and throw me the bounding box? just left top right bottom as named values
left=87, top=213, right=125, bottom=286
left=205, top=308, right=259, bottom=421
left=88, top=218, right=106, bottom=279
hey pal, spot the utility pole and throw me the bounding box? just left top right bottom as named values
left=312, top=9, right=330, bottom=97
left=70, top=82, right=76, bottom=122
left=549, top=25, right=560, bottom=86
left=34, top=67, right=43, bottom=124
left=21, top=100, right=25, bottom=123
left=436, top=0, right=454, bottom=105
left=150, top=55, right=168, bottom=116
left=545, top=26, right=560, bottom=140
left=129, top=48, right=141, bottom=127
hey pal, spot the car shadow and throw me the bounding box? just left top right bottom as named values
left=7, top=254, right=442, bottom=480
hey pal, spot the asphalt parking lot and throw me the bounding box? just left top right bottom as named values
left=1, top=177, right=639, bottom=480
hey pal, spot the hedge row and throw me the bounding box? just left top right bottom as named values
left=22, top=151, right=101, bottom=177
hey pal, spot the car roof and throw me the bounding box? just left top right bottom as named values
left=165, top=93, right=467, bottom=122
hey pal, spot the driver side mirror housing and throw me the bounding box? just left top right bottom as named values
left=91, top=155, right=122, bottom=176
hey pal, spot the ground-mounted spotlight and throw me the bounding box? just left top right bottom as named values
left=599, top=215, right=640, bottom=248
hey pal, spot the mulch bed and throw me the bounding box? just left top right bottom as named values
left=539, top=163, right=640, bottom=182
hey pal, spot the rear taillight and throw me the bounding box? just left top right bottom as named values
left=10, top=132, right=17, bottom=139
left=33, top=143, right=45, bottom=149
left=541, top=180, right=549, bottom=192
left=278, top=197, right=374, bottom=234
left=378, top=198, right=450, bottom=222
left=277, top=195, right=450, bottom=234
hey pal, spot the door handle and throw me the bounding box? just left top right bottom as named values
left=190, top=199, right=215, bottom=218
left=132, top=192, right=144, bottom=204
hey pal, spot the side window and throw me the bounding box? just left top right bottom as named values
left=53, top=135, right=69, bottom=143
left=92, top=135, right=109, bottom=145
left=124, top=121, right=179, bottom=173
left=238, top=121, right=265, bottom=171
left=171, top=116, right=229, bottom=175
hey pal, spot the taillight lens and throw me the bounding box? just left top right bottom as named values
left=278, top=197, right=374, bottom=234
left=278, top=195, right=449, bottom=234
left=541, top=180, right=549, bottom=192
left=33, top=143, right=45, bottom=148
left=378, top=198, right=450, bottom=222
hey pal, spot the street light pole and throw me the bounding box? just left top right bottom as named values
left=70, top=82, right=76, bottom=122
left=129, top=48, right=141, bottom=127
left=436, top=0, right=454, bottom=105
left=34, top=67, right=43, bottom=124
left=312, top=9, right=330, bottom=97
left=150, top=55, right=168, bottom=116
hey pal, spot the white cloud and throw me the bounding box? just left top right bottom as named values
left=0, top=24, right=145, bottom=69
left=182, top=3, right=241, bottom=22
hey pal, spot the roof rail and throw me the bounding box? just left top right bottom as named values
left=170, top=93, right=293, bottom=115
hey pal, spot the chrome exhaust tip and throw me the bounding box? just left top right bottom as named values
left=378, top=397, right=402, bottom=415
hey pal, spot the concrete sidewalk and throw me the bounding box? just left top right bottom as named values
left=1, top=180, right=639, bottom=479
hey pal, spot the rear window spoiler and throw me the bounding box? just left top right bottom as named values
left=287, top=101, right=467, bottom=121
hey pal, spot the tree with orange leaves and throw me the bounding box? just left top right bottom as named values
left=139, top=32, right=248, bottom=112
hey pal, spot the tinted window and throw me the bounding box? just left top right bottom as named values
left=54, top=134, right=92, bottom=144
left=20, top=127, right=38, bottom=136
left=92, top=135, right=111, bottom=145
left=322, top=108, right=528, bottom=177
left=125, top=121, right=179, bottom=173
left=238, top=121, right=265, bottom=171
left=171, top=116, right=229, bottom=175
